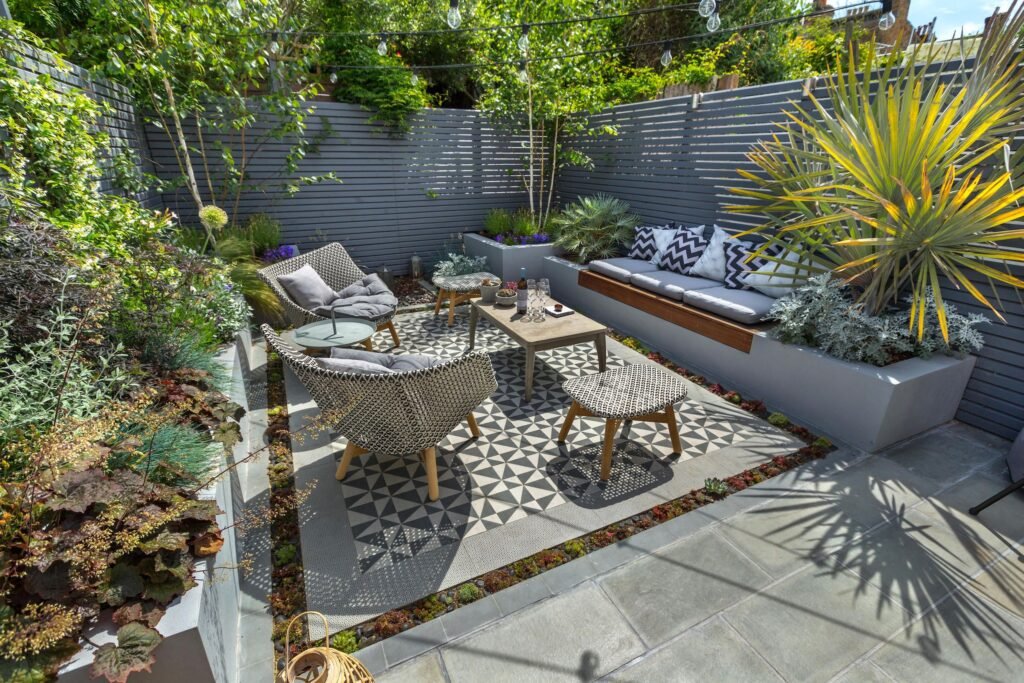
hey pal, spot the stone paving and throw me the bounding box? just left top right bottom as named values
left=361, top=421, right=1024, bottom=682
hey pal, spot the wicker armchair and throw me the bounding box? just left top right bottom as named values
left=258, top=242, right=401, bottom=347
left=261, top=325, right=497, bottom=501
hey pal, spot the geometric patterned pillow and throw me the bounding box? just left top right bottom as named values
left=723, top=240, right=777, bottom=290
left=628, top=226, right=658, bottom=261
left=659, top=229, right=708, bottom=275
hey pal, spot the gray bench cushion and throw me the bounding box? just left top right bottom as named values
left=630, top=270, right=719, bottom=301
left=683, top=286, right=777, bottom=325
left=589, top=257, right=661, bottom=283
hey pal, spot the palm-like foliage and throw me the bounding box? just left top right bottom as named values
left=550, top=194, right=640, bottom=263
left=728, top=3, right=1024, bottom=339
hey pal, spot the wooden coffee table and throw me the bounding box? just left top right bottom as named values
left=469, top=299, right=607, bottom=401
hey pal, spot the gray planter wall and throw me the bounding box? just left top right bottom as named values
left=464, top=232, right=561, bottom=282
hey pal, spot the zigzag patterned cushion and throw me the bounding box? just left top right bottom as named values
left=659, top=228, right=708, bottom=275
left=628, top=226, right=658, bottom=261
left=723, top=240, right=778, bottom=290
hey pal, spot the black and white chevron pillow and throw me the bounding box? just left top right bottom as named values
left=659, top=229, right=708, bottom=275
left=628, top=226, right=658, bottom=261
left=723, top=240, right=777, bottom=290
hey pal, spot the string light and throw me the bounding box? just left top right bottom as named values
left=707, top=12, right=721, bottom=32
left=268, top=32, right=280, bottom=55
left=698, top=0, right=716, bottom=19
left=660, top=41, right=673, bottom=67
left=329, top=69, right=338, bottom=84
left=227, top=0, right=242, bottom=19
left=377, top=33, right=388, bottom=56
left=517, top=59, right=529, bottom=83
left=878, top=0, right=896, bottom=30
left=517, top=24, right=530, bottom=54
left=411, top=69, right=419, bottom=85
left=447, top=0, right=462, bottom=29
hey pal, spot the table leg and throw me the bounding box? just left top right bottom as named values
left=433, top=288, right=445, bottom=316
left=468, top=304, right=478, bottom=349
left=601, top=419, right=619, bottom=480
left=525, top=346, right=535, bottom=401
left=596, top=333, right=607, bottom=372
left=448, top=290, right=457, bottom=327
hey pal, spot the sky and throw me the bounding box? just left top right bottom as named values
left=905, top=0, right=999, bottom=39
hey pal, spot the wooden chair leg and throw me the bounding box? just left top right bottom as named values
left=433, top=289, right=445, bottom=316
left=447, top=291, right=457, bottom=326
left=363, top=338, right=373, bottom=351
left=466, top=413, right=481, bottom=438
left=387, top=320, right=401, bottom=347
left=665, top=404, right=682, bottom=454
left=423, top=446, right=439, bottom=501
left=558, top=401, right=579, bottom=443
left=336, top=442, right=366, bottom=480
left=600, top=419, right=618, bottom=480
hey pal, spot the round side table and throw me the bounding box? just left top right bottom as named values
left=292, top=318, right=377, bottom=353
left=432, top=271, right=499, bottom=327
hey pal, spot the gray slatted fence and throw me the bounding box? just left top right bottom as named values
left=146, top=102, right=530, bottom=273
left=560, top=77, right=1024, bottom=440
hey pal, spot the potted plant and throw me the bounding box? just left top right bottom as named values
left=548, top=194, right=639, bottom=264
left=465, top=208, right=560, bottom=281
left=480, top=277, right=501, bottom=304
left=495, top=284, right=517, bottom=307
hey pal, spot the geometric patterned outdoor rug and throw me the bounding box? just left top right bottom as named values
left=287, top=309, right=801, bottom=630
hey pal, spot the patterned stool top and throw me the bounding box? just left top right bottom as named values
left=563, top=364, right=689, bottom=419
left=432, top=271, right=498, bottom=292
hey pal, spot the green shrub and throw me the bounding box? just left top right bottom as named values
left=767, top=413, right=790, bottom=428
left=483, top=209, right=514, bottom=237
left=456, top=583, right=483, bottom=604
left=107, top=424, right=220, bottom=487
left=330, top=630, right=358, bottom=653
left=549, top=195, right=639, bottom=264
left=244, top=214, right=283, bottom=254
left=274, top=544, right=298, bottom=565
left=704, top=477, right=730, bottom=497
left=432, top=253, right=489, bottom=278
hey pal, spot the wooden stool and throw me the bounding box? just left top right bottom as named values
left=559, top=364, right=689, bottom=480
left=431, top=271, right=498, bottom=326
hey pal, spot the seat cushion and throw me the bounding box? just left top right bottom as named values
left=629, top=270, right=719, bottom=301
left=316, top=357, right=395, bottom=375
left=589, top=257, right=661, bottom=283
left=683, top=286, right=778, bottom=324
left=329, top=347, right=441, bottom=373
left=278, top=264, right=335, bottom=309
left=312, top=274, right=399, bottom=320
left=742, top=248, right=813, bottom=298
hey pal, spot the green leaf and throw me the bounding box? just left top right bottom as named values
left=137, top=530, right=189, bottom=554
left=143, top=576, right=195, bottom=604
left=90, top=623, right=162, bottom=683
left=49, top=468, right=124, bottom=514
left=98, top=563, right=144, bottom=607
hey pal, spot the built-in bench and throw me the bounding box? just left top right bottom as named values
left=578, top=269, right=769, bottom=353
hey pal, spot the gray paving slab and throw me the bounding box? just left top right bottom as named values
left=725, top=565, right=910, bottom=683
left=605, top=617, right=784, bottom=682
left=965, top=552, right=1024, bottom=620
left=438, top=595, right=502, bottom=642
left=599, top=529, right=772, bottom=648
left=880, top=426, right=1004, bottom=487
left=491, top=572, right=552, bottom=616
left=440, top=583, right=644, bottom=683
left=374, top=652, right=447, bottom=683
left=869, top=592, right=1024, bottom=683
left=381, top=618, right=447, bottom=668
left=830, top=661, right=895, bottom=683
left=917, top=470, right=1024, bottom=543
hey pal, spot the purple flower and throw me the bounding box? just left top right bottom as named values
left=262, top=244, right=299, bottom=263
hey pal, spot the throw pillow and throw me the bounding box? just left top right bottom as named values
left=689, top=226, right=732, bottom=281
left=278, top=264, right=335, bottom=309
left=659, top=228, right=708, bottom=275
left=723, top=241, right=779, bottom=290
left=628, top=226, right=658, bottom=261
left=650, top=226, right=679, bottom=264
left=742, top=248, right=812, bottom=298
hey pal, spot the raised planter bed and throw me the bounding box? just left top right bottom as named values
left=464, top=232, right=560, bottom=282
left=544, top=256, right=977, bottom=452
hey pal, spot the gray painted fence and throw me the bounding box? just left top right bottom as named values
left=146, top=102, right=530, bottom=273
left=3, top=38, right=159, bottom=208
left=559, top=77, right=1024, bottom=441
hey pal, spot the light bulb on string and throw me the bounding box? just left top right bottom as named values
left=377, top=33, right=388, bottom=56
left=227, top=0, right=242, bottom=19
left=517, top=60, right=529, bottom=83
left=329, top=70, right=338, bottom=84
left=660, top=42, right=672, bottom=67
left=878, top=12, right=896, bottom=30
left=411, top=70, right=419, bottom=85
left=447, top=0, right=462, bottom=29
left=517, top=24, right=530, bottom=54
left=268, top=33, right=280, bottom=55
left=706, top=12, right=721, bottom=32
left=698, top=0, right=716, bottom=19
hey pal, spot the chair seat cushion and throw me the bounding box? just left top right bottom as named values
left=683, top=286, right=777, bottom=324
left=312, top=274, right=398, bottom=320
left=316, top=357, right=395, bottom=375
left=329, top=347, right=442, bottom=373
left=629, top=270, right=719, bottom=301
left=278, top=263, right=336, bottom=309
left=589, top=257, right=661, bottom=283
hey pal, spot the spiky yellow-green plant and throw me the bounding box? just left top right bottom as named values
left=729, top=3, right=1024, bottom=340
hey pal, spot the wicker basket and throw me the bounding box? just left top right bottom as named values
left=277, top=612, right=374, bottom=683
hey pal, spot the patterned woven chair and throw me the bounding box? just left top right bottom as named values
left=261, top=325, right=497, bottom=501
left=258, top=242, right=401, bottom=347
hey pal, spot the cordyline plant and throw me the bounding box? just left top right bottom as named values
left=727, top=3, right=1024, bottom=340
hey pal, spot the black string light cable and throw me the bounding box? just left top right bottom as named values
left=319, top=0, right=879, bottom=74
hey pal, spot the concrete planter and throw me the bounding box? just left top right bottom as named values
left=544, top=256, right=977, bottom=452
left=464, top=232, right=560, bottom=282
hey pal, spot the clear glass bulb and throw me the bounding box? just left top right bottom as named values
left=377, top=38, right=387, bottom=56
left=411, top=72, right=419, bottom=85
left=878, top=11, right=896, bottom=31
left=227, top=0, right=242, bottom=19
left=706, top=12, right=721, bottom=32
left=517, top=67, right=529, bottom=83
left=269, top=40, right=280, bottom=54
left=447, top=4, right=462, bottom=29
left=660, top=48, right=672, bottom=67
left=329, top=71, right=338, bottom=84
left=698, top=0, right=716, bottom=19
left=517, top=32, right=529, bottom=54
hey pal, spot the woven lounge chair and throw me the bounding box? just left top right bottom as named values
left=258, top=242, right=401, bottom=347
left=261, top=325, right=497, bottom=501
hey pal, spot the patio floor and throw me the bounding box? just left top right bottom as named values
left=283, top=309, right=803, bottom=632
left=364, top=422, right=1024, bottom=683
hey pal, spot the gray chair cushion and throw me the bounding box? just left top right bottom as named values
left=312, top=273, right=399, bottom=319
left=683, top=286, right=777, bottom=325
left=329, top=347, right=441, bottom=373
left=278, top=264, right=336, bottom=309
left=589, top=257, right=661, bottom=283
left=316, top=357, right=395, bottom=375
left=629, top=270, right=719, bottom=301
